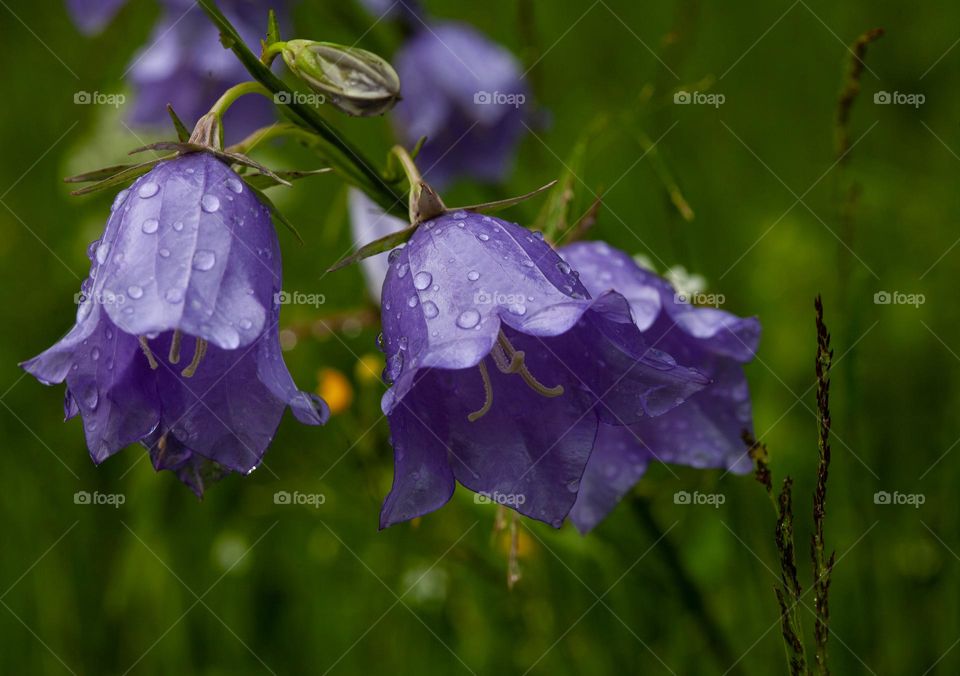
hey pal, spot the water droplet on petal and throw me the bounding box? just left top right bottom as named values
left=407, top=295, right=419, bottom=308
left=141, top=218, right=159, bottom=234
left=476, top=233, right=490, bottom=242
left=111, top=189, right=129, bottom=211
left=159, top=248, right=170, bottom=258
left=467, top=270, right=480, bottom=281
left=456, top=309, right=481, bottom=329
left=557, top=261, right=572, bottom=274
left=91, top=347, right=100, bottom=361
left=127, top=285, right=143, bottom=299
left=397, top=263, right=409, bottom=278
left=533, top=231, right=545, bottom=241
left=138, top=182, right=159, bottom=198
left=201, top=194, right=220, bottom=213
left=173, top=220, right=184, bottom=232
left=423, top=301, right=439, bottom=318
left=226, top=177, right=243, bottom=193
left=413, top=271, right=432, bottom=290
left=192, top=250, right=216, bottom=270
left=239, top=318, right=253, bottom=330
left=165, top=288, right=184, bottom=304
left=508, top=304, right=527, bottom=316
left=95, top=243, right=110, bottom=264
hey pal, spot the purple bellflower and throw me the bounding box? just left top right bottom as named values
left=559, top=242, right=760, bottom=533
left=68, top=0, right=280, bottom=135
left=377, top=212, right=711, bottom=528
left=22, top=152, right=328, bottom=494
left=391, top=22, right=530, bottom=187
left=128, top=0, right=280, bottom=133
left=66, top=0, right=128, bottom=35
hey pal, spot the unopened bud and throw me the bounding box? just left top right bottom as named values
left=280, top=40, right=400, bottom=117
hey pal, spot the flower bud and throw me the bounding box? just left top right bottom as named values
left=280, top=40, right=400, bottom=117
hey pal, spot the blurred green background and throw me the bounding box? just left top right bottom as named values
left=0, top=0, right=956, bottom=673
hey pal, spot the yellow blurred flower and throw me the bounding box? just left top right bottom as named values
left=316, top=368, right=354, bottom=415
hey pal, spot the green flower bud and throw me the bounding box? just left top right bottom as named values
left=280, top=40, right=401, bottom=117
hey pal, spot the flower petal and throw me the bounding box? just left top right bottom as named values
left=98, top=153, right=276, bottom=350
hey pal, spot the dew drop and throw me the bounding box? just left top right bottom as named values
left=557, top=261, right=572, bottom=274
left=165, top=288, right=184, bottom=304
left=239, top=318, right=253, bottom=330
left=91, top=347, right=100, bottom=361
left=138, top=182, right=159, bottom=198
left=201, top=194, right=220, bottom=213
left=422, top=301, right=439, bottom=318
left=159, top=248, right=171, bottom=258
left=533, top=231, right=545, bottom=241
left=466, top=270, right=480, bottom=281
left=507, top=304, right=527, bottom=316
left=141, top=218, right=159, bottom=234
left=476, top=233, right=490, bottom=242
left=127, top=285, right=143, bottom=299
left=111, top=189, right=129, bottom=211
left=407, top=295, right=419, bottom=308
left=226, top=177, right=243, bottom=193
left=413, top=271, right=432, bottom=290
left=456, top=309, right=481, bottom=329
left=95, top=242, right=110, bottom=264
left=397, top=263, right=409, bottom=278
left=192, top=250, right=216, bottom=271
left=173, top=220, right=184, bottom=232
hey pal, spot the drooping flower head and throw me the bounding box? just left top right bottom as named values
left=65, top=0, right=128, bottom=35
left=114, top=0, right=281, bottom=135
left=391, top=22, right=531, bottom=187
left=559, top=242, right=760, bottom=532
left=23, top=152, right=328, bottom=493
left=377, top=212, right=710, bottom=528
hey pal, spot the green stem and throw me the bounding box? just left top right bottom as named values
left=209, top=81, right=273, bottom=117
left=196, top=0, right=405, bottom=216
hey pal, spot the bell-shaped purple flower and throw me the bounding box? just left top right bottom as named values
left=377, top=212, right=710, bottom=528
left=559, top=242, right=760, bottom=533
left=22, top=152, right=328, bottom=494
left=391, top=22, right=530, bottom=187
left=127, top=0, right=279, bottom=135
left=65, top=0, right=128, bottom=35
